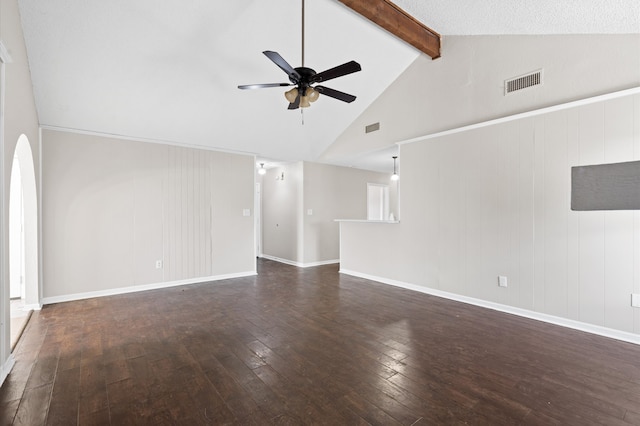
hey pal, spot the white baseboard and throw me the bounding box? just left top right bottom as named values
left=340, top=268, right=640, bottom=346
left=22, top=303, right=42, bottom=311
left=0, top=354, right=15, bottom=388
left=40, top=271, right=257, bottom=305
left=260, top=254, right=339, bottom=268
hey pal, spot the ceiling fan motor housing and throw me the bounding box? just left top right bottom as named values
left=291, top=66, right=317, bottom=88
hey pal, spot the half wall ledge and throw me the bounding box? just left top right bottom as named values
left=334, top=219, right=400, bottom=224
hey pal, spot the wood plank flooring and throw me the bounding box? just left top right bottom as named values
left=2, top=258, right=640, bottom=425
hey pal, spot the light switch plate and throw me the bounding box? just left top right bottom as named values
left=243, top=209, right=251, bottom=217
left=632, top=293, right=640, bottom=307
left=307, top=209, right=313, bottom=216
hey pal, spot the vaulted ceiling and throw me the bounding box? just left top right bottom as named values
left=16, top=0, right=640, bottom=172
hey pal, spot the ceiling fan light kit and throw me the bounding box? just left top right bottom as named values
left=237, top=0, right=361, bottom=110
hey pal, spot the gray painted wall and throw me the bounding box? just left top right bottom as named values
left=261, top=162, right=304, bottom=263
left=261, top=161, right=394, bottom=265
left=42, top=129, right=256, bottom=299
left=303, top=162, right=396, bottom=264
left=322, top=34, right=640, bottom=163
left=340, top=91, right=640, bottom=335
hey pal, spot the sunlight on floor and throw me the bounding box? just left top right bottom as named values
left=10, top=299, right=32, bottom=351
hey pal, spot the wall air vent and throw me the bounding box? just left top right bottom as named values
left=505, top=69, right=543, bottom=95
left=365, top=122, right=380, bottom=134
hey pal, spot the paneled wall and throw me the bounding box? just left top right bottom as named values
left=163, top=146, right=254, bottom=280
left=42, top=129, right=255, bottom=300
left=340, top=91, right=640, bottom=335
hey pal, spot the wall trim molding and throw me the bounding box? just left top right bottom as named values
left=0, top=354, right=15, bottom=388
left=260, top=254, right=339, bottom=268
left=40, top=125, right=257, bottom=158
left=397, top=86, right=640, bottom=147
left=0, top=39, right=8, bottom=385
left=40, top=271, right=257, bottom=305
left=0, top=41, right=12, bottom=63
left=22, top=303, right=42, bottom=311
left=340, top=268, right=640, bottom=346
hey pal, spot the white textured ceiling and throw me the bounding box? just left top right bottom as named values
left=17, top=0, right=640, bottom=172
left=394, top=0, right=640, bottom=35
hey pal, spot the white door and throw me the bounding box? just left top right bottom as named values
left=367, top=183, right=389, bottom=220
left=255, top=182, right=262, bottom=256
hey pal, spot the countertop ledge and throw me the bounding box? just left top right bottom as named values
left=335, top=219, right=400, bottom=224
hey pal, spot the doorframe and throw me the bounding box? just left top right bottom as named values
left=9, top=152, right=25, bottom=299
left=255, top=182, right=262, bottom=257
left=11, top=135, right=39, bottom=310
left=0, top=40, right=15, bottom=385
left=367, top=182, right=390, bottom=221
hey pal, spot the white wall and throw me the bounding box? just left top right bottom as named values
left=340, top=90, right=640, bottom=337
left=42, top=129, right=256, bottom=301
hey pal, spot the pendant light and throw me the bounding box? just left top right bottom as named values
left=391, top=156, right=399, bottom=181
left=258, top=163, right=267, bottom=175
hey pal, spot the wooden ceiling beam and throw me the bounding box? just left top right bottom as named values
left=337, top=0, right=441, bottom=59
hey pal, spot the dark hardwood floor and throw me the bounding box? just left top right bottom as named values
left=1, top=259, right=640, bottom=425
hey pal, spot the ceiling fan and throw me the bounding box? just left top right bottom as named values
left=238, top=0, right=362, bottom=110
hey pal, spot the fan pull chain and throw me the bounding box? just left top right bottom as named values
left=301, top=108, right=304, bottom=125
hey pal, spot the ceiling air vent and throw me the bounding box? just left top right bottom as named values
left=365, top=122, right=380, bottom=133
left=504, top=69, right=543, bottom=95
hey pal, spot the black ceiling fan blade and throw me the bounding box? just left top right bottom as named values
left=287, top=94, right=301, bottom=110
left=315, top=86, right=356, bottom=103
left=312, top=61, right=361, bottom=83
left=238, top=83, right=293, bottom=90
left=263, top=51, right=302, bottom=82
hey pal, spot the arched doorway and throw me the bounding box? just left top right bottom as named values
left=9, top=135, right=38, bottom=349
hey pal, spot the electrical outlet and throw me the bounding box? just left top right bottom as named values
left=498, top=276, right=508, bottom=287
left=243, top=209, right=251, bottom=217
left=307, top=209, right=313, bottom=216
left=155, top=260, right=163, bottom=269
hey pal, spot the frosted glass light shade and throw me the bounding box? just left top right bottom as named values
left=284, top=87, right=298, bottom=103
left=307, top=87, right=319, bottom=102
left=390, top=156, right=399, bottom=181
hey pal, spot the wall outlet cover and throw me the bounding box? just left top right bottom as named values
left=498, top=276, right=508, bottom=287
